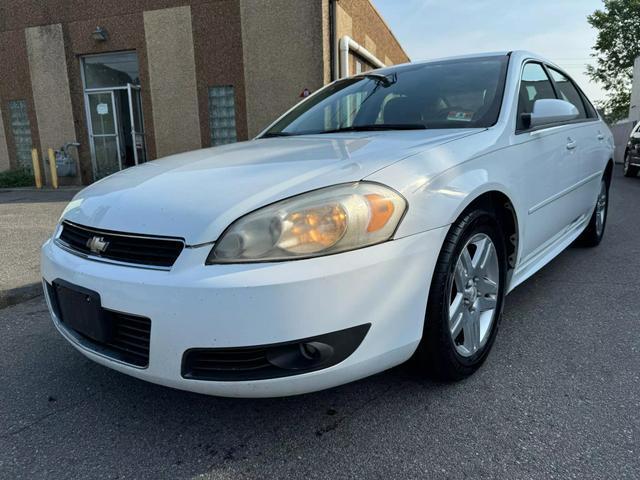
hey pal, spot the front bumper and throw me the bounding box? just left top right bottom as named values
left=41, top=226, right=447, bottom=397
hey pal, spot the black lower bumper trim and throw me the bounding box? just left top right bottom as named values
left=181, top=323, right=371, bottom=381
left=46, top=280, right=151, bottom=368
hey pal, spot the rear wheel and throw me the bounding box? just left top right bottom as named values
left=624, top=152, right=639, bottom=177
left=576, top=178, right=608, bottom=247
left=415, top=209, right=507, bottom=380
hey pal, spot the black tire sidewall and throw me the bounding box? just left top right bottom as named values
left=421, top=209, right=508, bottom=377
left=624, top=154, right=639, bottom=177
left=624, top=154, right=629, bottom=175
left=591, top=178, right=609, bottom=243
left=597, top=179, right=609, bottom=241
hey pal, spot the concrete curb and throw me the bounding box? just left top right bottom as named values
left=0, top=283, right=43, bottom=309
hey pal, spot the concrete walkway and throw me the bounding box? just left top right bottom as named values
left=0, top=187, right=79, bottom=308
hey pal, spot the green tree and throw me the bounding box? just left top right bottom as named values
left=587, top=0, right=640, bottom=123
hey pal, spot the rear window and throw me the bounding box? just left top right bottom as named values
left=548, top=68, right=587, bottom=119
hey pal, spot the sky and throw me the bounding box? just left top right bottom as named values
left=372, top=0, right=605, bottom=102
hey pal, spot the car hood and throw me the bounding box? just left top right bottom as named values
left=62, top=130, right=479, bottom=245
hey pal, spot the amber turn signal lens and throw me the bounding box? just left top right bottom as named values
left=365, top=194, right=395, bottom=232
left=208, top=182, right=406, bottom=263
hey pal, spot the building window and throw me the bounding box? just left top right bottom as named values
left=82, top=51, right=140, bottom=89
left=7, top=100, right=33, bottom=169
left=208, top=85, right=237, bottom=146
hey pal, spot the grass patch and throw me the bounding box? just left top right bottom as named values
left=0, top=168, right=35, bottom=188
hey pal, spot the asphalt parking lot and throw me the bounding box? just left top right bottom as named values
left=1, top=169, right=638, bottom=479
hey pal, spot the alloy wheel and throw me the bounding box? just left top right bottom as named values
left=448, top=233, right=500, bottom=357
left=595, top=179, right=607, bottom=237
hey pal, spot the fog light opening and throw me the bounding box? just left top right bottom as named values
left=267, top=341, right=334, bottom=370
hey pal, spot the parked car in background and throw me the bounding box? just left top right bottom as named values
left=42, top=51, right=614, bottom=397
left=624, top=122, right=640, bottom=177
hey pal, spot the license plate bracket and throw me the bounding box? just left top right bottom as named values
left=52, top=279, right=113, bottom=343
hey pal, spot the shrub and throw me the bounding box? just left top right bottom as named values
left=0, top=169, right=35, bottom=188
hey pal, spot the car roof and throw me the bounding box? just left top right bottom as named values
left=374, top=51, right=560, bottom=74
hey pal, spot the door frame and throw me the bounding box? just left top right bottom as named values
left=84, top=89, right=123, bottom=179
left=80, top=52, right=145, bottom=180
left=126, top=83, right=146, bottom=166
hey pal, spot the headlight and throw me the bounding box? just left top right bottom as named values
left=207, top=182, right=407, bottom=263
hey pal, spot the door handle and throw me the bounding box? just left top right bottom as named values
left=566, top=138, right=577, bottom=150
left=597, top=133, right=605, bottom=141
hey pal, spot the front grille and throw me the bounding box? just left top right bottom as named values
left=56, top=221, right=184, bottom=269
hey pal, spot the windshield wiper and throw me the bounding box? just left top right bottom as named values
left=261, top=132, right=295, bottom=138
left=355, top=73, right=397, bottom=87
left=319, top=123, right=427, bottom=134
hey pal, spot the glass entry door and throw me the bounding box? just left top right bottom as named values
left=87, top=91, right=121, bottom=179
left=81, top=52, right=146, bottom=180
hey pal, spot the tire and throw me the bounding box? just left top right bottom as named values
left=623, top=152, right=639, bottom=178
left=414, top=209, right=507, bottom=381
left=576, top=177, right=609, bottom=247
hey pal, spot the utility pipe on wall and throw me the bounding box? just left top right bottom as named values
left=338, top=35, right=386, bottom=78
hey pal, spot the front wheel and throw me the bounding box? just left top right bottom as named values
left=414, top=209, right=507, bottom=381
left=624, top=152, right=639, bottom=177
left=576, top=178, right=609, bottom=247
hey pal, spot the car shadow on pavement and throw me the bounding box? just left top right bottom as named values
left=2, top=294, right=460, bottom=478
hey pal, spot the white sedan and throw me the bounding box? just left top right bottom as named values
left=42, top=51, right=614, bottom=397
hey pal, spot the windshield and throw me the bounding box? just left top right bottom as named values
left=263, top=55, right=510, bottom=137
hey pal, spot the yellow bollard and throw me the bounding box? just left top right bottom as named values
left=31, top=149, right=42, bottom=189
left=47, top=148, right=58, bottom=189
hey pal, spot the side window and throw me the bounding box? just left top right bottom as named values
left=582, top=93, right=598, bottom=118
left=517, top=63, right=556, bottom=130
left=547, top=68, right=587, bottom=119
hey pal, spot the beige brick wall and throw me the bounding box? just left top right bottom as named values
left=335, top=0, right=410, bottom=75
left=25, top=23, right=77, bottom=183
left=239, top=0, right=326, bottom=137
left=143, top=6, right=201, bottom=158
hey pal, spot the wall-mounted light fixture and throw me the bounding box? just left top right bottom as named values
left=91, top=27, right=108, bottom=42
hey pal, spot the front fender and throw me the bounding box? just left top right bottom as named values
left=367, top=158, right=523, bottom=240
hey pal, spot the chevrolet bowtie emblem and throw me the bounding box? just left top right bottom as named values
left=86, top=236, right=109, bottom=254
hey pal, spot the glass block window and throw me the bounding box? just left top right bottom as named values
left=8, top=100, right=33, bottom=169
left=208, top=85, right=237, bottom=146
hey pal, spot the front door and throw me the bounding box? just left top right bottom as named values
left=511, top=61, right=570, bottom=262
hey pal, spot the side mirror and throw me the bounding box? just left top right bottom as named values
left=524, top=99, right=579, bottom=129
